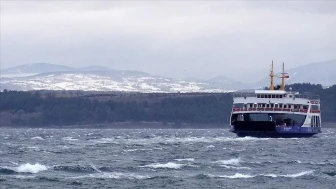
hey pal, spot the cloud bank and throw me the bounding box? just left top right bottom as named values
left=1, top=1, right=335, bottom=79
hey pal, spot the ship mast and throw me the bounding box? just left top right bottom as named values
left=269, top=61, right=274, bottom=90
left=280, top=62, right=289, bottom=91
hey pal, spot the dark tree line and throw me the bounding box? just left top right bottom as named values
left=0, top=84, right=335, bottom=127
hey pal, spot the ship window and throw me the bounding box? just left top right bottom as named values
left=303, top=105, right=308, bottom=110
left=311, top=105, right=319, bottom=110
left=276, top=95, right=279, bottom=98
left=267, top=95, right=271, bottom=98
left=257, top=94, right=260, bottom=98
left=272, top=95, right=275, bottom=98
left=262, top=104, right=266, bottom=108
left=294, top=105, right=299, bottom=109
left=234, top=103, right=244, bottom=108
left=270, top=104, right=274, bottom=108
left=261, top=94, right=264, bottom=98
left=280, top=95, right=283, bottom=98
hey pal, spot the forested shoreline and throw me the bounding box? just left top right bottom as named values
left=0, top=83, right=335, bottom=128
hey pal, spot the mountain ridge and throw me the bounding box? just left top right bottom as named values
left=1, top=60, right=335, bottom=92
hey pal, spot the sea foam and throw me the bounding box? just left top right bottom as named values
left=174, top=158, right=195, bottom=162
left=141, top=162, right=185, bottom=169
left=16, top=163, right=48, bottom=173
left=216, top=158, right=241, bottom=165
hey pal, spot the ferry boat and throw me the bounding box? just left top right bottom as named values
left=230, top=62, right=322, bottom=137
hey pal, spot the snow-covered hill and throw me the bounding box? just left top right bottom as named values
left=1, top=60, right=335, bottom=92
left=0, top=69, right=237, bottom=92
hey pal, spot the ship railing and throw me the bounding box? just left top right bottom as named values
left=232, top=108, right=321, bottom=113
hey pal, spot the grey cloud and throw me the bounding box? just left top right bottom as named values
left=1, top=1, right=335, bottom=79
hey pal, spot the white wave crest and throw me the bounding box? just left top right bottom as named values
left=62, top=137, right=78, bottom=141
left=213, top=173, right=254, bottom=179
left=9, top=161, right=18, bottom=165
left=31, top=136, right=44, bottom=140
left=141, top=162, right=184, bottom=169
left=221, top=165, right=251, bottom=170
left=174, top=158, right=195, bottom=162
left=234, top=137, right=269, bottom=141
left=216, top=158, right=241, bottom=165
left=210, top=170, right=313, bottom=179
left=16, top=163, right=48, bottom=173
left=124, top=149, right=138, bottom=152
left=281, top=170, right=314, bottom=178
left=73, top=172, right=150, bottom=179
left=262, top=174, right=278, bottom=178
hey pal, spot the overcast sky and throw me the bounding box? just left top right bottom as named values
left=1, top=1, right=335, bottom=80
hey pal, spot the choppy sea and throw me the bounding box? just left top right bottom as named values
left=0, top=128, right=335, bottom=189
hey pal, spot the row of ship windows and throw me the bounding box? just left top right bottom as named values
left=256, top=94, right=291, bottom=98
left=234, top=103, right=320, bottom=110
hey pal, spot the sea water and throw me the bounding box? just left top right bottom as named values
left=0, top=128, right=335, bottom=188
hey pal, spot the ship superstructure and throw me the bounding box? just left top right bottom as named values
left=230, top=62, right=322, bottom=137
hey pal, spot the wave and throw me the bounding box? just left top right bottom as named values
left=322, top=171, right=336, bottom=177
left=296, top=161, right=335, bottom=166
left=233, top=137, right=270, bottom=141
left=174, top=158, right=195, bottom=162
left=209, top=173, right=254, bottom=179
left=140, top=162, right=185, bottom=169
left=209, top=170, right=314, bottom=179
left=0, top=167, right=17, bottom=174
left=16, top=163, right=48, bottom=174
left=88, top=136, right=271, bottom=146
left=124, top=149, right=138, bottom=152
left=72, top=172, right=150, bottom=180
left=216, top=158, right=241, bottom=166
left=0, top=163, right=47, bottom=174
left=262, top=170, right=314, bottom=178
left=215, top=158, right=251, bottom=169
left=31, top=136, right=44, bottom=140
left=62, top=137, right=78, bottom=141
left=53, top=165, right=99, bottom=173
left=220, top=165, right=251, bottom=170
